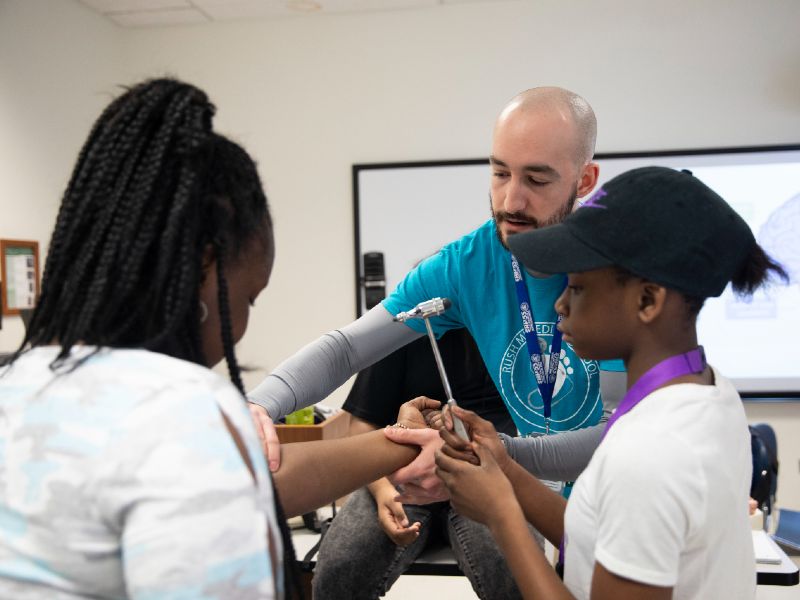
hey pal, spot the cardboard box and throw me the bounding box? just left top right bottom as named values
left=275, top=410, right=349, bottom=444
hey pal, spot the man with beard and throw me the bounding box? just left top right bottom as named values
left=249, top=86, right=624, bottom=511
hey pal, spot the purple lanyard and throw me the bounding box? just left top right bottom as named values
left=558, top=346, right=707, bottom=574
left=510, top=255, right=565, bottom=434
left=601, top=346, right=707, bottom=441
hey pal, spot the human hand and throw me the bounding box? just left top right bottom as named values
left=383, top=426, right=449, bottom=504
left=373, top=483, right=421, bottom=546
left=424, top=409, right=444, bottom=430
left=440, top=406, right=510, bottom=474
left=435, top=439, right=519, bottom=526
left=248, top=403, right=281, bottom=472
left=749, top=497, right=758, bottom=516
left=396, top=396, right=442, bottom=430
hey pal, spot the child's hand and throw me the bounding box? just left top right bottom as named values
left=396, top=396, right=442, bottom=429
left=424, top=409, right=444, bottom=430
left=374, top=485, right=421, bottom=546
left=434, top=440, right=518, bottom=526
left=439, top=406, right=511, bottom=473
left=248, top=403, right=281, bottom=472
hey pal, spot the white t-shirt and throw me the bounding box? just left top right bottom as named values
left=0, top=347, right=282, bottom=599
left=564, top=367, right=755, bottom=599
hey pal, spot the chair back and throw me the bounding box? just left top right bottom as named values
left=750, top=423, right=779, bottom=529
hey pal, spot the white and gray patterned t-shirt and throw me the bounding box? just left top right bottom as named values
left=0, top=346, right=281, bottom=599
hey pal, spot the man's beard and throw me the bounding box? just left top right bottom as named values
left=491, top=184, right=578, bottom=250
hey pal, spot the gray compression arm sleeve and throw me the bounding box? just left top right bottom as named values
left=247, top=305, right=422, bottom=419
left=499, top=423, right=604, bottom=482
left=499, top=369, right=626, bottom=481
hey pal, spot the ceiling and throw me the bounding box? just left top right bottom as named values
left=78, top=0, right=503, bottom=27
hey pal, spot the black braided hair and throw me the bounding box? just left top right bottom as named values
left=13, top=77, right=302, bottom=597
left=21, top=79, right=217, bottom=361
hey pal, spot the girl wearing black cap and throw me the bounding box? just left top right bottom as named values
left=434, top=167, right=787, bottom=600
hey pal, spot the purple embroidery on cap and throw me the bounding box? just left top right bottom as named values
left=581, top=188, right=608, bottom=209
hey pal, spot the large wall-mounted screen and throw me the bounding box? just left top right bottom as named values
left=353, top=145, right=800, bottom=397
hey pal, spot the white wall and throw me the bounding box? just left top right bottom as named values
left=113, top=0, right=800, bottom=400
left=1, top=0, right=799, bottom=505
left=0, top=0, right=121, bottom=347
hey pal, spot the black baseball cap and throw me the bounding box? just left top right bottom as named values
left=507, top=166, right=755, bottom=298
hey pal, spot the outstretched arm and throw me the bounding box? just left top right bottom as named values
left=500, top=425, right=603, bottom=482
left=350, top=416, right=422, bottom=546
left=248, top=305, right=421, bottom=419
left=273, top=398, right=440, bottom=517
left=273, top=429, right=419, bottom=518
left=246, top=305, right=422, bottom=471
left=501, top=369, right=625, bottom=481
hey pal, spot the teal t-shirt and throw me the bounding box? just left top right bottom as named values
left=383, top=219, right=623, bottom=436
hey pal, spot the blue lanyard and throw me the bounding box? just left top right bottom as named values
left=510, top=255, right=565, bottom=434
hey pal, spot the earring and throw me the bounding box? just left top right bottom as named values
left=199, top=300, right=209, bottom=323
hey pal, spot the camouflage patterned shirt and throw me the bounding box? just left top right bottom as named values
left=0, top=346, right=281, bottom=599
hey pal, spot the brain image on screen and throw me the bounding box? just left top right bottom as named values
left=759, top=191, right=800, bottom=285
left=724, top=191, right=798, bottom=320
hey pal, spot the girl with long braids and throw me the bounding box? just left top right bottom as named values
left=0, top=78, right=427, bottom=599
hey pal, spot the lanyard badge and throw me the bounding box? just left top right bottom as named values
left=511, top=255, right=565, bottom=434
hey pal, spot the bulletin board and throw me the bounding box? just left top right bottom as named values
left=1, top=239, right=40, bottom=316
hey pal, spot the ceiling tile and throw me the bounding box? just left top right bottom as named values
left=307, top=0, right=436, bottom=12
left=80, top=0, right=505, bottom=26
left=109, top=7, right=210, bottom=26
left=80, top=0, right=191, bottom=13
left=193, top=0, right=437, bottom=20
left=190, top=0, right=298, bottom=19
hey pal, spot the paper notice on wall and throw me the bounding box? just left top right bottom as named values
left=4, top=249, right=36, bottom=309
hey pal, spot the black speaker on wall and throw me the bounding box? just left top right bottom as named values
left=362, top=252, right=386, bottom=310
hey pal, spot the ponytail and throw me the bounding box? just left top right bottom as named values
left=731, top=242, right=789, bottom=297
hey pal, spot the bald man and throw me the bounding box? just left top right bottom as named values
left=248, top=89, right=624, bottom=596
left=249, top=86, right=622, bottom=477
